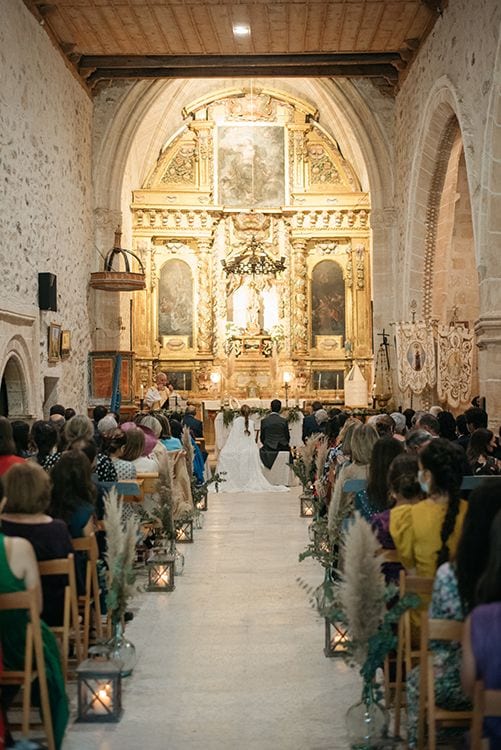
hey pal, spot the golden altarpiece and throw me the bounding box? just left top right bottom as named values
left=130, top=89, right=372, bottom=405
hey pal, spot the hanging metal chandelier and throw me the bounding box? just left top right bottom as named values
left=221, top=234, right=286, bottom=277
left=90, top=228, right=146, bottom=292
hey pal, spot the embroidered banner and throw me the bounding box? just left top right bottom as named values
left=395, top=322, right=436, bottom=394
left=437, top=324, right=474, bottom=408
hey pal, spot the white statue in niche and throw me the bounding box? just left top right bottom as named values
left=229, top=279, right=280, bottom=335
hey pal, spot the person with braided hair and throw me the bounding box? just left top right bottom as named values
left=390, top=438, right=467, bottom=578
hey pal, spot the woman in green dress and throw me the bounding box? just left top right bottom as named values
left=0, top=529, right=69, bottom=749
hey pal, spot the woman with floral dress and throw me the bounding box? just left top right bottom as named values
left=405, top=479, right=501, bottom=747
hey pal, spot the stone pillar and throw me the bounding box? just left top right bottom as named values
left=475, top=315, right=501, bottom=427
left=291, top=239, right=308, bottom=355
left=197, top=239, right=213, bottom=354
left=91, top=207, right=123, bottom=352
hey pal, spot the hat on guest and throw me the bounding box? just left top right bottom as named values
left=315, top=409, right=329, bottom=424
left=97, top=415, right=118, bottom=435
left=138, top=415, right=162, bottom=439
left=121, top=421, right=157, bottom=457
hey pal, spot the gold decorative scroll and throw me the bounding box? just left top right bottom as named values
left=437, top=324, right=474, bottom=408
left=395, top=322, right=436, bottom=394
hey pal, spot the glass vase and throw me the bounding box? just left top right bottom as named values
left=174, top=548, right=185, bottom=576
left=194, top=511, right=204, bottom=530
left=107, top=618, right=137, bottom=677
left=345, top=681, right=389, bottom=749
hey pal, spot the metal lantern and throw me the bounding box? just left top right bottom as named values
left=76, top=654, right=122, bottom=722
left=146, top=548, right=175, bottom=592
left=300, top=491, right=315, bottom=517
left=195, top=491, right=208, bottom=511
left=175, top=519, right=194, bottom=543
left=324, top=619, right=349, bottom=658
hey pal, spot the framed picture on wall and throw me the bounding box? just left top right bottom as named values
left=48, top=323, right=61, bottom=363
left=60, top=330, right=71, bottom=355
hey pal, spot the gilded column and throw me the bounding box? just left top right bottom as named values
left=197, top=239, right=213, bottom=354
left=292, top=239, right=308, bottom=355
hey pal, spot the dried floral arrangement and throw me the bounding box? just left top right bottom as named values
left=291, top=433, right=323, bottom=490
left=104, top=488, right=139, bottom=623
left=324, top=514, right=419, bottom=686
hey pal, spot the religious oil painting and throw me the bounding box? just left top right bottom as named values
left=48, top=322, right=61, bottom=363
left=158, top=260, right=193, bottom=343
left=311, top=260, right=345, bottom=339
left=217, top=126, right=285, bottom=207
left=406, top=341, right=426, bottom=371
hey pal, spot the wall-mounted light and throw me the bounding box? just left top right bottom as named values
left=233, top=24, right=250, bottom=37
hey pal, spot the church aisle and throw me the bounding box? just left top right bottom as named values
left=65, top=489, right=359, bottom=750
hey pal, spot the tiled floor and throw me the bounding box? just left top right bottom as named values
left=64, top=487, right=360, bottom=750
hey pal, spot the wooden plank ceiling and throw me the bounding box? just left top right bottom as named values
left=24, top=1, right=446, bottom=93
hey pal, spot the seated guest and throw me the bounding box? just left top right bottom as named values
left=372, top=453, right=423, bottom=584
left=391, top=438, right=467, bottom=578
left=182, top=404, right=204, bottom=439
left=64, top=414, right=94, bottom=450
left=467, top=428, right=501, bottom=475
left=302, top=401, right=323, bottom=442
left=121, top=425, right=158, bottom=473
left=437, top=410, right=457, bottom=441
left=64, top=407, right=76, bottom=421
left=462, top=507, right=501, bottom=748
left=455, top=413, right=470, bottom=450
left=49, top=450, right=96, bottom=538
left=374, top=414, right=396, bottom=438
left=1, top=462, right=73, bottom=627
left=404, top=428, right=432, bottom=455
left=104, top=429, right=137, bottom=480
left=355, top=436, right=403, bottom=521
left=465, top=405, right=489, bottom=434
left=0, top=418, right=25, bottom=476
left=97, top=414, right=118, bottom=442
left=49, top=404, right=66, bottom=425
left=390, top=412, right=407, bottom=441
left=11, top=420, right=32, bottom=458
left=152, top=412, right=182, bottom=452
left=92, top=405, right=108, bottom=448
left=137, top=414, right=167, bottom=465
left=31, top=420, right=61, bottom=471
left=415, top=412, right=440, bottom=437
left=405, top=481, right=501, bottom=749
left=144, top=371, right=169, bottom=410
left=259, top=399, right=290, bottom=470
left=0, top=524, right=69, bottom=749
left=403, top=408, right=415, bottom=431
left=328, top=423, right=378, bottom=543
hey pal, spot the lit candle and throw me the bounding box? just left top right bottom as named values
left=182, top=373, right=186, bottom=391
left=318, top=373, right=322, bottom=390
left=335, top=373, right=339, bottom=391
left=91, top=686, right=112, bottom=715
left=140, top=384, right=144, bottom=398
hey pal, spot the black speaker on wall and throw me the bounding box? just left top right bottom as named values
left=38, top=273, right=57, bottom=312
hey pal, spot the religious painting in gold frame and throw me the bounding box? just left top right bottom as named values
left=311, top=260, right=345, bottom=345
left=217, top=125, right=285, bottom=208
left=158, top=259, right=193, bottom=346
left=60, top=330, right=71, bottom=356
left=48, top=322, right=61, bottom=363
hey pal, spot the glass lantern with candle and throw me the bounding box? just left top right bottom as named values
left=76, top=651, right=122, bottom=722
left=175, top=518, right=194, bottom=543
left=146, top=546, right=175, bottom=592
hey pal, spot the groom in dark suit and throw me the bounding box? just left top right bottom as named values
left=259, top=399, right=291, bottom=470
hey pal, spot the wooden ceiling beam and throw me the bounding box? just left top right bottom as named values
left=84, top=62, right=399, bottom=86
left=78, top=51, right=402, bottom=71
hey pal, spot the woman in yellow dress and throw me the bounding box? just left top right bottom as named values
left=390, top=438, right=467, bottom=578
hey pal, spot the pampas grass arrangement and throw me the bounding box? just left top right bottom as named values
left=104, top=487, right=139, bottom=623
left=292, top=433, right=322, bottom=489
left=181, top=425, right=194, bottom=478
left=314, top=435, right=329, bottom=502
left=336, top=512, right=387, bottom=667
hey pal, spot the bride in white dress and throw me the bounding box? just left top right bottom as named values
left=216, top=405, right=288, bottom=493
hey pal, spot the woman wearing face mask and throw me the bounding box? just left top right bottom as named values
left=390, top=438, right=467, bottom=578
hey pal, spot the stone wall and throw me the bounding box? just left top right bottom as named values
left=0, top=2, right=94, bottom=416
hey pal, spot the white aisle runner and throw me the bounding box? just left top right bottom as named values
left=65, top=489, right=359, bottom=750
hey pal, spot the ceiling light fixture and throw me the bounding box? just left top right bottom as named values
left=233, top=24, right=250, bottom=37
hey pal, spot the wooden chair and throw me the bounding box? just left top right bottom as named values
left=393, top=572, right=434, bottom=740
left=135, top=472, right=159, bottom=502
left=377, top=549, right=402, bottom=710
left=417, top=613, right=473, bottom=750
left=0, top=588, right=56, bottom=750
left=470, top=680, right=501, bottom=750
left=38, top=554, right=82, bottom=680
left=71, top=535, right=103, bottom=657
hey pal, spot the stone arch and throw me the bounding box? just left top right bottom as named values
left=92, top=77, right=395, bottom=346
left=0, top=338, right=33, bottom=418
left=402, top=78, right=478, bottom=318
